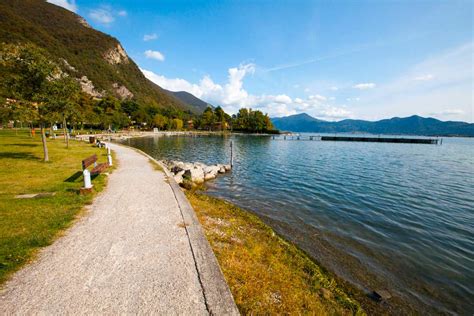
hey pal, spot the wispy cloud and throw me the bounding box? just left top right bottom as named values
left=413, top=74, right=434, bottom=81
left=354, top=42, right=473, bottom=122
left=143, top=33, right=158, bottom=41
left=144, top=50, right=165, bottom=61
left=353, top=83, right=376, bottom=90
left=89, top=7, right=114, bottom=24
left=46, top=0, right=77, bottom=12
left=88, top=6, right=127, bottom=25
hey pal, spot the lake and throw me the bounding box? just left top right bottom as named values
left=123, top=134, right=474, bottom=315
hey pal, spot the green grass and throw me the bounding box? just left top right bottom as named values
left=186, top=191, right=365, bottom=315
left=0, top=129, right=112, bottom=284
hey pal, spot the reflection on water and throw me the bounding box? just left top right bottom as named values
left=124, top=134, right=474, bottom=315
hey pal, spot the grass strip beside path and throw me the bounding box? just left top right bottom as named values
left=186, top=191, right=365, bottom=315
left=0, top=129, right=112, bottom=284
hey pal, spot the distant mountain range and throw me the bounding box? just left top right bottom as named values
left=163, top=90, right=213, bottom=113
left=271, top=113, right=474, bottom=137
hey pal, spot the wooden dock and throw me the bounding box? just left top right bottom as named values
left=272, top=135, right=441, bottom=144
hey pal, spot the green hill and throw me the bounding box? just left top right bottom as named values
left=163, top=90, right=214, bottom=114
left=0, top=0, right=199, bottom=113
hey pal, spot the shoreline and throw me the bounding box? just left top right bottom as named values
left=132, top=143, right=366, bottom=314
left=119, top=134, right=464, bottom=314
left=186, top=190, right=366, bottom=314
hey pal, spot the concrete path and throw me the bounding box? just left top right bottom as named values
left=0, top=143, right=238, bottom=315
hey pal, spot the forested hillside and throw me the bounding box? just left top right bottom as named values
left=0, top=0, right=189, bottom=113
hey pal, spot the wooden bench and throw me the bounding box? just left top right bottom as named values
left=82, top=154, right=108, bottom=175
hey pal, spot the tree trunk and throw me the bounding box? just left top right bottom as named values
left=63, top=117, right=69, bottom=148
left=40, top=124, right=49, bottom=162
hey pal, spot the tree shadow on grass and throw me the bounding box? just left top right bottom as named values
left=0, top=152, right=40, bottom=160
left=7, top=143, right=39, bottom=147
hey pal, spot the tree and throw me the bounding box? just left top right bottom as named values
left=201, top=106, right=216, bottom=131
left=171, top=118, right=183, bottom=130
left=153, top=114, right=168, bottom=130
left=45, top=75, right=81, bottom=148
left=214, top=106, right=227, bottom=130
left=0, top=43, right=61, bottom=161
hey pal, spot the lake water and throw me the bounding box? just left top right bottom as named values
left=123, top=134, right=474, bottom=315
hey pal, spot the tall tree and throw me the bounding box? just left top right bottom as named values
left=0, top=43, right=60, bottom=161
left=45, top=75, right=81, bottom=148
left=201, top=106, right=216, bottom=131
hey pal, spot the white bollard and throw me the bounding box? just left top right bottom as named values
left=83, top=169, right=92, bottom=189
left=107, top=148, right=113, bottom=166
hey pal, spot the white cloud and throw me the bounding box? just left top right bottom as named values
left=319, top=107, right=352, bottom=119
left=346, top=97, right=360, bottom=102
left=430, top=109, right=465, bottom=116
left=309, top=94, right=327, bottom=102
left=144, top=50, right=165, bottom=61
left=88, top=6, right=127, bottom=25
left=353, top=83, right=376, bottom=90
left=413, top=74, right=434, bottom=81
left=330, top=86, right=338, bottom=91
left=144, top=33, right=158, bottom=41
left=89, top=8, right=114, bottom=24
left=47, top=0, right=77, bottom=12
left=274, top=95, right=292, bottom=104
left=141, top=63, right=352, bottom=120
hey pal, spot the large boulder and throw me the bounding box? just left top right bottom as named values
left=204, top=165, right=220, bottom=176
left=173, top=170, right=185, bottom=184
left=184, top=167, right=204, bottom=184
left=204, top=173, right=216, bottom=180
left=224, top=164, right=232, bottom=171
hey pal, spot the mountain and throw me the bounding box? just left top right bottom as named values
left=272, top=114, right=474, bottom=137
left=163, top=90, right=213, bottom=113
left=0, top=0, right=201, bottom=113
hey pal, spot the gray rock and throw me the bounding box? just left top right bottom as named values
left=188, top=167, right=204, bottom=184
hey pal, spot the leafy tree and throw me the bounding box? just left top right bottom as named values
left=171, top=118, right=183, bottom=130
left=0, top=43, right=61, bottom=161
left=121, top=100, right=140, bottom=118
left=45, top=75, right=81, bottom=148
left=153, top=114, right=168, bottom=130
left=201, top=106, right=216, bottom=131
left=214, top=106, right=227, bottom=130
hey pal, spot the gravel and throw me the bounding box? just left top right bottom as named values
left=1, top=143, right=210, bottom=314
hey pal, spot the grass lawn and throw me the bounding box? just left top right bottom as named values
left=0, top=129, right=112, bottom=284
left=186, top=191, right=365, bottom=315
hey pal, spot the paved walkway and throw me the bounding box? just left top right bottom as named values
left=1, top=143, right=237, bottom=315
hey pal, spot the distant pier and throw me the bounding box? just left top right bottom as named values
left=272, top=135, right=441, bottom=144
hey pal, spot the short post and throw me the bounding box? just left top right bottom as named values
left=230, top=140, right=233, bottom=168
left=83, top=169, right=92, bottom=189
left=107, top=147, right=113, bottom=166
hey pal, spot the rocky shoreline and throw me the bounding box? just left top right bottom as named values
left=162, top=160, right=232, bottom=185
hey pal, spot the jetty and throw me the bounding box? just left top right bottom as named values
left=273, top=135, right=441, bottom=144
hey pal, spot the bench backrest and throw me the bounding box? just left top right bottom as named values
left=82, top=154, right=98, bottom=170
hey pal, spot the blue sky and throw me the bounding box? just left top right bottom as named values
left=48, top=0, right=473, bottom=122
